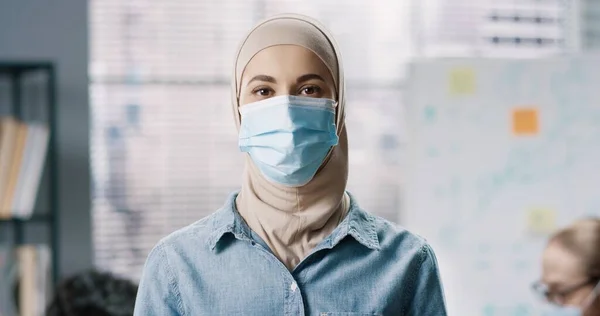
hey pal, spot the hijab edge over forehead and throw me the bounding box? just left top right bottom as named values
left=231, top=13, right=346, bottom=130
left=237, top=43, right=337, bottom=95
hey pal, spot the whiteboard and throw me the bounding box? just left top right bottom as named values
left=403, top=56, right=600, bottom=316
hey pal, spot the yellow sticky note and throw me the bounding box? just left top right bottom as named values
left=527, top=208, right=557, bottom=234
left=448, top=67, right=476, bottom=96
left=512, top=108, right=539, bottom=136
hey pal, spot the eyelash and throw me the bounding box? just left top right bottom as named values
left=252, top=87, right=273, bottom=96
left=300, top=85, right=321, bottom=95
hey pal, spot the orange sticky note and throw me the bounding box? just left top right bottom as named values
left=512, top=108, right=539, bottom=135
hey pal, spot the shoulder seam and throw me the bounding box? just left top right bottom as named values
left=157, top=243, right=187, bottom=316
left=404, top=243, right=430, bottom=316
left=162, top=214, right=214, bottom=244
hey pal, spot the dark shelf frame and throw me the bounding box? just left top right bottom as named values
left=0, top=61, right=59, bottom=286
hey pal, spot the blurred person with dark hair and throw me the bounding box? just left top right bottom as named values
left=46, top=269, right=138, bottom=316
left=533, top=218, right=600, bottom=316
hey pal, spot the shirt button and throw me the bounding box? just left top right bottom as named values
left=290, top=282, right=298, bottom=292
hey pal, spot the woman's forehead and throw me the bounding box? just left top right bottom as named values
left=542, top=242, right=587, bottom=284
left=242, top=45, right=332, bottom=81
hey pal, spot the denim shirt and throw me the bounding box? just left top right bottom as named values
left=134, top=193, right=447, bottom=316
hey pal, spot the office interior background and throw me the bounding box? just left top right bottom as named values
left=1, top=0, right=600, bottom=315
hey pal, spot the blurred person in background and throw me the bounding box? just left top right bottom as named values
left=46, top=269, right=138, bottom=316
left=134, top=13, right=447, bottom=315
left=534, top=218, right=600, bottom=316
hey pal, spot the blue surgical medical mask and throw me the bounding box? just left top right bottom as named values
left=541, top=305, right=582, bottom=316
left=238, top=95, right=339, bottom=187
left=541, top=280, right=600, bottom=316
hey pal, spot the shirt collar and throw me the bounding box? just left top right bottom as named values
left=328, top=193, right=381, bottom=250
left=207, top=192, right=252, bottom=250
left=207, top=192, right=380, bottom=251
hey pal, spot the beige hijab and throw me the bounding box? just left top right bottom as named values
left=231, top=13, right=350, bottom=270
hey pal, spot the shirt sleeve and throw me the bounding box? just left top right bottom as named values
left=134, top=243, right=186, bottom=316
left=406, top=243, right=448, bottom=316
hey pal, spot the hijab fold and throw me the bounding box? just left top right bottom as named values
left=232, top=14, right=349, bottom=270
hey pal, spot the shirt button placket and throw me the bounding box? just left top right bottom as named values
left=287, top=279, right=305, bottom=316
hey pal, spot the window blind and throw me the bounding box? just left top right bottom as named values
left=90, top=0, right=577, bottom=280
left=413, top=0, right=574, bottom=57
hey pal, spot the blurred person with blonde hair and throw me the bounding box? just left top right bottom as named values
left=134, top=13, right=447, bottom=316
left=533, top=217, right=600, bottom=316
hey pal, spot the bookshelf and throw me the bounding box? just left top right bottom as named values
left=0, top=61, right=59, bottom=289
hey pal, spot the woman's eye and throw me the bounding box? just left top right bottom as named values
left=301, top=86, right=321, bottom=95
left=254, top=88, right=271, bottom=96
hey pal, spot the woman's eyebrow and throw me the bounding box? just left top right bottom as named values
left=247, top=75, right=277, bottom=86
left=296, top=74, right=325, bottom=83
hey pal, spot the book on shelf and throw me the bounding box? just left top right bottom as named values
left=0, top=244, right=52, bottom=316
left=0, top=116, right=50, bottom=220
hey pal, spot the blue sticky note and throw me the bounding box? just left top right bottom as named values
left=424, top=106, right=436, bottom=122
left=483, top=304, right=495, bottom=316
left=513, top=304, right=531, bottom=316
left=427, top=147, right=439, bottom=157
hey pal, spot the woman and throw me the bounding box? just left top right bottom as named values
left=134, top=13, right=447, bottom=315
left=534, top=218, right=600, bottom=315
